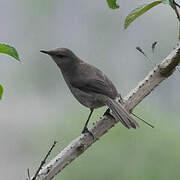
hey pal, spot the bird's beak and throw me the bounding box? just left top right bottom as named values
left=40, top=50, right=54, bottom=56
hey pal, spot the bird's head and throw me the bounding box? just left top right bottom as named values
left=40, top=48, right=78, bottom=66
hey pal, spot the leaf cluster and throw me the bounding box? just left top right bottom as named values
left=107, top=0, right=179, bottom=31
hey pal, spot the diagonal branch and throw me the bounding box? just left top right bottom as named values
left=33, top=45, right=180, bottom=180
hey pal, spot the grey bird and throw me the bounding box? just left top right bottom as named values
left=40, top=48, right=139, bottom=134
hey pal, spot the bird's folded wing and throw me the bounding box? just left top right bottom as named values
left=70, top=78, right=117, bottom=99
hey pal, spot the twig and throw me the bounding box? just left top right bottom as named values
left=152, top=41, right=158, bottom=54
left=136, top=46, right=154, bottom=65
left=27, top=169, right=31, bottom=180
left=173, top=0, right=180, bottom=21
left=31, top=141, right=57, bottom=180
left=174, top=1, right=180, bottom=9
left=33, top=45, right=180, bottom=180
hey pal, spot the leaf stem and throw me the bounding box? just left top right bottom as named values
left=173, top=0, right=180, bottom=21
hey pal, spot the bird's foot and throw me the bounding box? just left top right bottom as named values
left=103, top=108, right=114, bottom=118
left=103, top=108, right=110, bottom=116
left=82, top=127, right=94, bottom=139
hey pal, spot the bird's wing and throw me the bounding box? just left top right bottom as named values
left=70, top=77, right=117, bottom=99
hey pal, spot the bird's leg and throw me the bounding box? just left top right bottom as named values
left=82, top=108, right=94, bottom=138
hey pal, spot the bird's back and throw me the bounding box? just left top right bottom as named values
left=68, top=60, right=118, bottom=100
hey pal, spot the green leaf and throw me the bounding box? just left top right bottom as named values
left=124, top=1, right=162, bottom=29
left=0, top=43, right=20, bottom=61
left=0, top=84, right=3, bottom=100
left=106, top=0, right=119, bottom=9
left=161, top=0, right=175, bottom=9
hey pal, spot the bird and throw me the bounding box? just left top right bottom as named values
left=40, top=48, right=139, bottom=135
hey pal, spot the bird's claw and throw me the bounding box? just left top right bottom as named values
left=82, top=127, right=94, bottom=139
left=103, top=108, right=114, bottom=118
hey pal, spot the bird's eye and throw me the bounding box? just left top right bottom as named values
left=57, top=54, right=64, bottom=58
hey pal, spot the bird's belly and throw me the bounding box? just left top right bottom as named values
left=70, top=87, right=105, bottom=109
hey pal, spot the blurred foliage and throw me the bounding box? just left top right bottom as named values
left=124, top=1, right=162, bottom=29
left=106, top=0, right=119, bottom=9
left=124, top=0, right=180, bottom=39
left=0, top=43, right=19, bottom=61
left=0, top=43, right=19, bottom=100
left=0, top=84, right=3, bottom=100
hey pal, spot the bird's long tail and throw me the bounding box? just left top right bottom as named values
left=105, top=97, right=139, bottom=129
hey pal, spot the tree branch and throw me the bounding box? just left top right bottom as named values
left=33, top=45, right=180, bottom=180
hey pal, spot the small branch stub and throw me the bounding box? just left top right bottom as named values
left=30, top=141, right=57, bottom=180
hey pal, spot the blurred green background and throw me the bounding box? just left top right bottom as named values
left=0, top=0, right=180, bottom=179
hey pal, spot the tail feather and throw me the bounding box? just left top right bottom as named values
left=105, top=97, right=139, bottom=129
